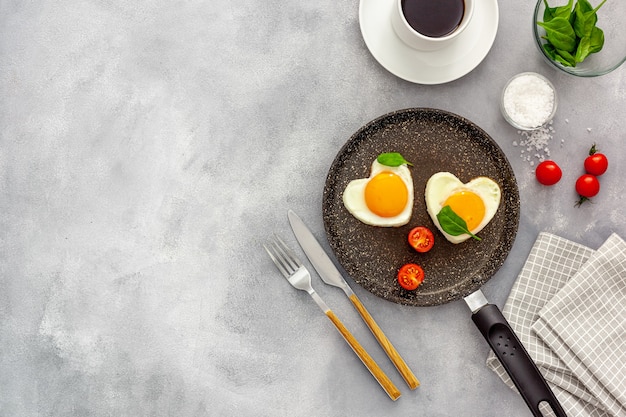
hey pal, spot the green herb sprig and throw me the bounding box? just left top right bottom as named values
left=377, top=152, right=413, bottom=167
left=436, top=206, right=481, bottom=241
left=537, top=0, right=607, bottom=67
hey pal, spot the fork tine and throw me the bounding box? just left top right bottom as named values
left=266, top=235, right=402, bottom=401
left=264, top=235, right=302, bottom=277
left=263, top=241, right=291, bottom=278
left=273, top=234, right=302, bottom=270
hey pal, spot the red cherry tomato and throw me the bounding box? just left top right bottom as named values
left=535, top=160, right=562, bottom=185
left=584, top=153, right=608, bottom=176
left=408, top=226, right=434, bottom=253
left=575, top=174, right=600, bottom=207
left=576, top=174, right=600, bottom=197
left=397, top=263, right=424, bottom=291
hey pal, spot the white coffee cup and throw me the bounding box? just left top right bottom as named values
left=391, top=0, right=475, bottom=51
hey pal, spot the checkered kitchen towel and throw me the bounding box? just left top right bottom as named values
left=486, top=232, right=626, bottom=417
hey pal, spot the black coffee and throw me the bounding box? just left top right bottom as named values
left=401, top=0, right=465, bottom=38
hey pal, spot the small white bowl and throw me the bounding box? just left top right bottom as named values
left=500, top=72, right=557, bottom=131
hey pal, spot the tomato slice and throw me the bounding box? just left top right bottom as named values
left=397, top=263, right=425, bottom=291
left=408, top=226, right=434, bottom=253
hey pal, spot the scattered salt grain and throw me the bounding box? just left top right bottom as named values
left=502, top=72, right=556, bottom=130
left=515, top=121, right=557, bottom=165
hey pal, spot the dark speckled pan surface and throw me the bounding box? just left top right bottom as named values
left=322, top=108, right=520, bottom=307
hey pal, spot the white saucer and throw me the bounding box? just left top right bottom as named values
left=359, top=0, right=499, bottom=84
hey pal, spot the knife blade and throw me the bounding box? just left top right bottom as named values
left=288, top=209, right=419, bottom=390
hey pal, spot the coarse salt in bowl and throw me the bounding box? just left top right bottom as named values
left=500, top=72, right=557, bottom=131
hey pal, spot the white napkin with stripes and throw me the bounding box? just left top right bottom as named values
left=486, top=232, right=626, bottom=417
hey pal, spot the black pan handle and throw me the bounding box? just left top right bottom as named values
left=471, top=304, right=568, bottom=417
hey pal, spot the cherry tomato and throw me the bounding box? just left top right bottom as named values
left=535, top=160, right=562, bottom=185
left=408, top=226, right=434, bottom=253
left=584, top=153, right=608, bottom=176
left=576, top=174, right=600, bottom=197
left=575, top=174, right=600, bottom=207
left=397, top=263, right=424, bottom=291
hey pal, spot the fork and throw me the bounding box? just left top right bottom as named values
left=264, top=235, right=401, bottom=401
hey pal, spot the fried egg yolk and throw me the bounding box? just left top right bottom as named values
left=443, top=190, right=486, bottom=231
left=425, top=172, right=501, bottom=244
left=342, top=159, right=414, bottom=227
left=364, top=171, right=409, bottom=217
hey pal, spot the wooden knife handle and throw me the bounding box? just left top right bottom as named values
left=350, top=294, right=420, bottom=390
left=325, top=310, right=401, bottom=401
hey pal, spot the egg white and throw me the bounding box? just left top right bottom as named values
left=343, top=160, right=414, bottom=227
left=425, top=172, right=501, bottom=244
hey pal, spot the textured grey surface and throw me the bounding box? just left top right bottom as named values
left=1, top=1, right=624, bottom=416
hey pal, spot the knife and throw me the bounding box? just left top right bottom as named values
left=288, top=209, right=419, bottom=390
left=464, top=291, right=567, bottom=417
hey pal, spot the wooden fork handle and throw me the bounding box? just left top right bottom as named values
left=349, top=294, right=420, bottom=390
left=325, top=310, right=401, bottom=401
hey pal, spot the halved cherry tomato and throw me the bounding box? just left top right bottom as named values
left=408, top=226, right=435, bottom=253
left=397, top=263, right=424, bottom=291
left=575, top=174, right=600, bottom=207
left=535, top=160, right=562, bottom=186
left=584, top=145, right=608, bottom=176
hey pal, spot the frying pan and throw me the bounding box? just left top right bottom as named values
left=321, top=109, right=566, bottom=416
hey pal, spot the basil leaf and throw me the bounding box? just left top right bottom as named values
left=555, top=54, right=575, bottom=67
left=574, top=3, right=597, bottom=38
left=377, top=152, right=413, bottom=167
left=590, top=0, right=606, bottom=12
left=436, top=206, right=481, bottom=241
left=538, top=17, right=577, bottom=52
left=556, top=48, right=577, bottom=66
left=575, top=36, right=592, bottom=63
left=576, top=0, right=594, bottom=13
left=538, top=0, right=607, bottom=67
left=543, top=43, right=558, bottom=60
left=589, top=26, right=605, bottom=53
left=543, top=0, right=574, bottom=21
left=573, top=0, right=606, bottom=38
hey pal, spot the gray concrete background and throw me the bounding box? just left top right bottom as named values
left=1, top=0, right=624, bottom=416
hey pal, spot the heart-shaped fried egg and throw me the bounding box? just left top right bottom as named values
left=343, top=159, right=413, bottom=227
left=425, top=172, right=501, bottom=244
